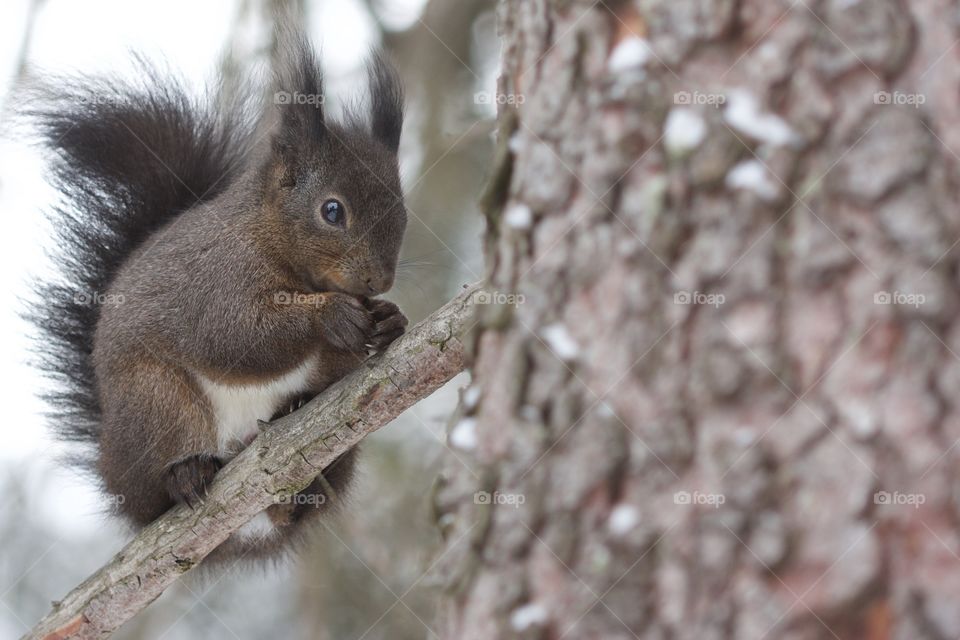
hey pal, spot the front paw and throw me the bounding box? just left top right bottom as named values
left=365, top=298, right=408, bottom=352
left=166, top=454, right=223, bottom=508
left=319, top=293, right=374, bottom=353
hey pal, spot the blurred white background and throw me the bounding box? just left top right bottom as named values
left=0, top=1, right=495, bottom=637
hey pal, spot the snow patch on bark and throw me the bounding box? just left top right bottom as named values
left=665, top=108, right=707, bottom=152
left=508, top=132, right=525, bottom=154
left=724, top=90, right=798, bottom=147
left=609, top=504, right=640, bottom=536
left=726, top=160, right=780, bottom=201
left=450, top=418, right=478, bottom=450
left=542, top=324, right=580, bottom=361
left=505, top=203, right=533, bottom=229
left=462, top=385, right=481, bottom=410
left=510, top=603, right=549, bottom=631
left=608, top=37, right=652, bottom=72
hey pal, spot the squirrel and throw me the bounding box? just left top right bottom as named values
left=26, top=28, right=408, bottom=562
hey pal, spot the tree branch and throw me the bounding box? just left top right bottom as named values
left=24, top=283, right=480, bottom=640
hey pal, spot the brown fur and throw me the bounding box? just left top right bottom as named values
left=38, top=33, right=407, bottom=563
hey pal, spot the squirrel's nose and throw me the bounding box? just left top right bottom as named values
left=365, top=273, right=393, bottom=295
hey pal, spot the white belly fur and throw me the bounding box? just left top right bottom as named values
left=195, top=356, right=318, bottom=543
left=195, top=355, right=318, bottom=454
left=235, top=512, right=279, bottom=541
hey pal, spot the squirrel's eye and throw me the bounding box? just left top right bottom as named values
left=321, top=199, right=345, bottom=226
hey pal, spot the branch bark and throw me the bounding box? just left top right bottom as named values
left=24, top=283, right=479, bottom=640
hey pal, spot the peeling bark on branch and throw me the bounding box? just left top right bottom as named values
left=24, top=284, right=479, bottom=640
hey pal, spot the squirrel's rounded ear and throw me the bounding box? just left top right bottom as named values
left=271, top=32, right=326, bottom=168
left=367, top=52, right=404, bottom=155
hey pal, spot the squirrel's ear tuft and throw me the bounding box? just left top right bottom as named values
left=271, top=31, right=326, bottom=173
left=367, top=52, right=404, bottom=154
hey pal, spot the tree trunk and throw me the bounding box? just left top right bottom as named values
left=433, top=1, right=960, bottom=638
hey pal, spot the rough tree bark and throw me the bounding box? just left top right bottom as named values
left=433, top=1, right=960, bottom=639
left=24, top=284, right=477, bottom=640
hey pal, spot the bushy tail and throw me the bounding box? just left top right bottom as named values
left=24, top=61, right=257, bottom=467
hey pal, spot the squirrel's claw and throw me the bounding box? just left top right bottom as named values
left=165, top=454, right=223, bottom=508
